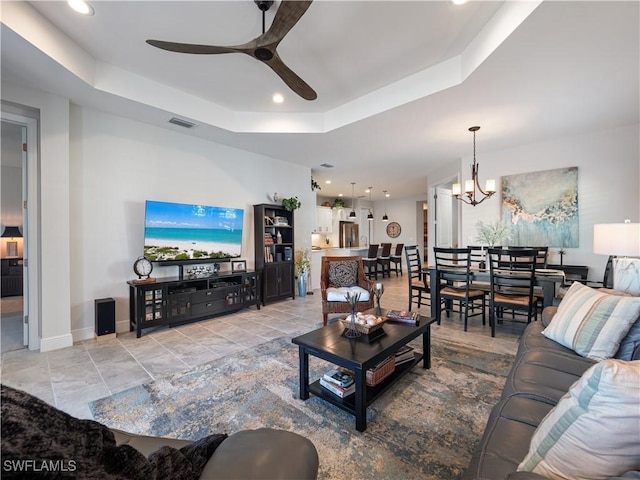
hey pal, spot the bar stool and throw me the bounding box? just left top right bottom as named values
left=390, top=243, right=404, bottom=276
left=376, top=243, right=392, bottom=278
left=362, top=244, right=379, bottom=280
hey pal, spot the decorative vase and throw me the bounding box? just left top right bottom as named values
left=344, top=304, right=361, bottom=338
left=297, top=274, right=307, bottom=297
left=374, top=283, right=384, bottom=316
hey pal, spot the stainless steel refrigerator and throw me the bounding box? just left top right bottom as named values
left=339, top=221, right=359, bottom=248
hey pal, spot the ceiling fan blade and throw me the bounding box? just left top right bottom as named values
left=146, top=39, right=239, bottom=55
left=261, top=1, right=313, bottom=46
left=265, top=52, right=317, bottom=101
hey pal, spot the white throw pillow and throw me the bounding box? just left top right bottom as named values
left=542, top=282, right=640, bottom=360
left=518, top=359, right=640, bottom=480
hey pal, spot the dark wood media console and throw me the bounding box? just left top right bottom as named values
left=127, top=271, right=260, bottom=338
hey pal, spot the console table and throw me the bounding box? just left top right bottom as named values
left=1, top=258, right=23, bottom=297
left=128, top=271, right=260, bottom=337
left=547, top=264, right=589, bottom=284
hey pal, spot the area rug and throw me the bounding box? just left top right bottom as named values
left=90, top=336, right=514, bottom=479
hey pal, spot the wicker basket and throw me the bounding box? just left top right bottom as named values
left=339, top=316, right=386, bottom=335
left=366, top=356, right=395, bottom=386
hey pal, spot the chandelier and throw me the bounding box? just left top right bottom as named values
left=452, top=126, right=496, bottom=206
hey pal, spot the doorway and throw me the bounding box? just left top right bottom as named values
left=1, top=107, right=40, bottom=352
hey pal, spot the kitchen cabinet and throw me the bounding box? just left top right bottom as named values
left=314, top=207, right=333, bottom=233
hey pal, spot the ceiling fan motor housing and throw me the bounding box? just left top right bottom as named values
left=255, top=1, right=274, bottom=12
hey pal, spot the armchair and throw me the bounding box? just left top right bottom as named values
left=321, top=256, right=375, bottom=325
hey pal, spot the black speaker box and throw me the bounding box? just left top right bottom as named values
left=95, top=297, right=115, bottom=336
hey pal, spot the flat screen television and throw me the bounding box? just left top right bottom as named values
left=143, top=200, right=244, bottom=264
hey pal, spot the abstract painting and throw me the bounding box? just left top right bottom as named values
left=502, top=167, right=578, bottom=247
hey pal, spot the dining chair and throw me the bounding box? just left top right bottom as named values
left=404, top=245, right=430, bottom=312
left=376, top=243, right=392, bottom=278
left=320, top=256, right=375, bottom=326
left=433, top=247, right=486, bottom=331
left=390, top=243, right=404, bottom=276
left=362, top=244, right=379, bottom=280
left=507, top=246, right=549, bottom=312
left=487, top=248, right=538, bottom=337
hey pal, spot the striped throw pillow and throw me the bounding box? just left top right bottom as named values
left=518, top=359, right=640, bottom=479
left=542, top=282, right=640, bottom=360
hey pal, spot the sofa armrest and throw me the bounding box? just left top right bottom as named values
left=202, top=428, right=318, bottom=480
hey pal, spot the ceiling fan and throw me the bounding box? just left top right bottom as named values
left=146, top=0, right=316, bottom=101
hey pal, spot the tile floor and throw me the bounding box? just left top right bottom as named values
left=0, top=273, right=522, bottom=420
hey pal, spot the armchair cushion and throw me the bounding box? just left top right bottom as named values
left=326, top=286, right=371, bottom=302
left=328, top=260, right=359, bottom=287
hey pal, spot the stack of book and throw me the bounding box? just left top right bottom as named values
left=319, top=369, right=355, bottom=398
left=264, top=233, right=274, bottom=245
left=394, top=345, right=415, bottom=366
left=386, top=310, right=420, bottom=326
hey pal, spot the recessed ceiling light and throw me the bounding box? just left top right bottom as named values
left=272, top=93, right=284, bottom=104
left=451, top=0, right=469, bottom=5
left=325, top=180, right=331, bottom=184
left=68, top=0, right=94, bottom=15
left=338, top=193, right=343, bottom=197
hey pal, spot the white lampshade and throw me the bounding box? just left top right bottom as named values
left=593, top=223, right=640, bottom=256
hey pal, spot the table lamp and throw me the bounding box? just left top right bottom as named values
left=593, top=221, right=640, bottom=294
left=1, top=226, right=22, bottom=257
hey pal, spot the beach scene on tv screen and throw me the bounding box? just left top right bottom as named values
left=144, top=201, right=243, bottom=262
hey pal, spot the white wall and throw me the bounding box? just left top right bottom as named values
left=371, top=194, right=427, bottom=252
left=69, top=106, right=313, bottom=338
left=3, top=80, right=314, bottom=347
left=2, top=81, right=72, bottom=351
left=452, top=124, right=640, bottom=282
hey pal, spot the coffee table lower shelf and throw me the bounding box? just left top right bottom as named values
left=309, top=353, right=424, bottom=414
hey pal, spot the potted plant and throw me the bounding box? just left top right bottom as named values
left=475, top=220, right=512, bottom=247
left=282, top=196, right=301, bottom=211
left=294, top=249, right=311, bottom=297
left=331, top=198, right=346, bottom=209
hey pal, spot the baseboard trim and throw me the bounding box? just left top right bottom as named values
left=39, top=333, right=73, bottom=352
left=71, top=326, right=94, bottom=343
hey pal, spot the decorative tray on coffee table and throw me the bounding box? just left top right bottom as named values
left=339, top=314, right=386, bottom=338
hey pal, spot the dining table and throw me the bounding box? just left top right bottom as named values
left=424, top=266, right=565, bottom=320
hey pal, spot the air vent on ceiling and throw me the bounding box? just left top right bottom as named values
left=168, top=117, right=197, bottom=129
left=320, top=163, right=334, bottom=168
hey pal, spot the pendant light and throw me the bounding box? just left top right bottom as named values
left=349, top=182, right=356, bottom=218
left=452, top=126, right=496, bottom=206
left=382, top=190, right=389, bottom=222
left=367, top=187, right=374, bottom=221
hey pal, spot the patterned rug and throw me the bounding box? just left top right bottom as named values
left=90, top=336, right=514, bottom=479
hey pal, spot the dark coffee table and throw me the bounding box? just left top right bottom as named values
left=291, top=309, right=437, bottom=432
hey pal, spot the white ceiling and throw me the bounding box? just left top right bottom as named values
left=1, top=1, right=638, bottom=200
